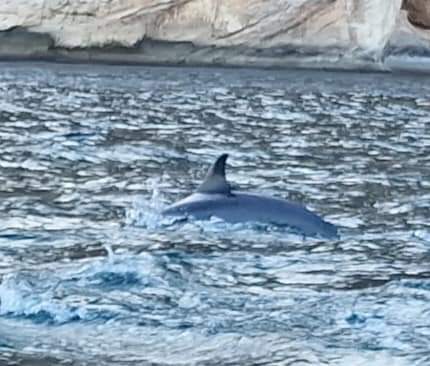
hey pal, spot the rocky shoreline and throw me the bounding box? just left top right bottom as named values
left=1, top=0, right=430, bottom=72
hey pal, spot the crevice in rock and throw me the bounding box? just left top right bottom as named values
left=261, top=0, right=337, bottom=42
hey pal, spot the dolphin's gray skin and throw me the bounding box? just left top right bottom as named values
left=162, top=154, right=338, bottom=239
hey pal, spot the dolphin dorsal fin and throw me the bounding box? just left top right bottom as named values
left=197, top=154, right=231, bottom=194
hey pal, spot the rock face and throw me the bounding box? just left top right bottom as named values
left=0, top=0, right=429, bottom=71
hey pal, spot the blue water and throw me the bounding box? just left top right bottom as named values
left=0, top=62, right=429, bottom=365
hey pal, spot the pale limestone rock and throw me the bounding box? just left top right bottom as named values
left=0, top=0, right=399, bottom=51
left=0, top=0, right=429, bottom=70
left=0, top=0, right=44, bottom=30
left=344, top=0, right=401, bottom=54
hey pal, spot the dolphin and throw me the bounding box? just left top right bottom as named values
left=162, top=154, right=339, bottom=239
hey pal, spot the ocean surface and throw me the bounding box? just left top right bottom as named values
left=0, top=62, right=429, bottom=365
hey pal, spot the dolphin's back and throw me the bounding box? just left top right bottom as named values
left=162, top=154, right=338, bottom=239
left=162, top=191, right=338, bottom=239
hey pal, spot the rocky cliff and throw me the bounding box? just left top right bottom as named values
left=0, top=0, right=430, bottom=71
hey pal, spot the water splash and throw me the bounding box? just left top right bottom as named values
left=125, top=178, right=169, bottom=229
left=0, top=251, right=162, bottom=325
left=0, top=273, right=85, bottom=324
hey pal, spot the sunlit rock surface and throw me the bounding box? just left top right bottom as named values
left=0, top=0, right=430, bottom=71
